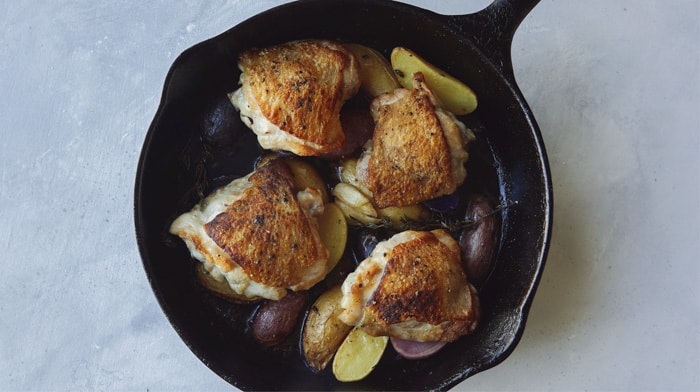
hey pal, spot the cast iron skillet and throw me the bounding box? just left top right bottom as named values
left=134, top=0, right=552, bottom=390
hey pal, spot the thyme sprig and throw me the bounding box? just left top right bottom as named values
left=350, top=199, right=517, bottom=233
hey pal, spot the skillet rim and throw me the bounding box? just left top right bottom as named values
left=134, top=0, right=553, bottom=390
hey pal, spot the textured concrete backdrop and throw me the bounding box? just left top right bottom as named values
left=1, top=1, right=698, bottom=390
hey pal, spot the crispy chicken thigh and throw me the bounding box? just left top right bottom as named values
left=357, top=72, right=473, bottom=208
left=339, top=229, right=480, bottom=342
left=230, top=40, right=360, bottom=156
left=169, top=160, right=329, bottom=301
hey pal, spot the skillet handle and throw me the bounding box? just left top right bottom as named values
left=446, top=0, right=540, bottom=83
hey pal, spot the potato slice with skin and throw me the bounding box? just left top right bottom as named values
left=391, top=46, right=478, bottom=115
left=333, top=327, right=388, bottom=382
left=302, top=286, right=353, bottom=372
left=287, top=158, right=330, bottom=203
left=344, top=43, right=400, bottom=98
left=318, top=203, right=347, bottom=273
left=379, top=204, right=430, bottom=226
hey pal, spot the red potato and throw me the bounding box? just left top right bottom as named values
left=391, top=338, right=447, bottom=359
left=459, top=195, right=499, bottom=287
left=251, top=291, right=308, bottom=346
left=321, top=106, right=374, bottom=160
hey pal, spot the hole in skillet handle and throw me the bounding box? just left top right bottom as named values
left=444, top=0, right=541, bottom=84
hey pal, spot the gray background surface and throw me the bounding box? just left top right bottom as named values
left=1, top=1, right=698, bottom=390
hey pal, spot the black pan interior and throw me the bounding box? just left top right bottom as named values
left=135, top=0, right=552, bottom=390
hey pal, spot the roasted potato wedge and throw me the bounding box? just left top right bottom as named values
left=391, top=46, right=478, bottom=115
left=194, top=263, right=260, bottom=303
left=344, top=43, right=400, bottom=97
left=302, top=286, right=354, bottom=372
left=378, top=204, right=430, bottom=227
left=332, top=327, right=388, bottom=382
left=318, top=203, right=348, bottom=273
left=287, top=158, right=330, bottom=203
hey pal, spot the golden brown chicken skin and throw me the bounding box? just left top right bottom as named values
left=339, top=229, right=480, bottom=342
left=204, top=160, right=328, bottom=289
left=169, top=159, right=329, bottom=300
left=230, top=40, right=360, bottom=156
left=357, top=72, right=470, bottom=208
